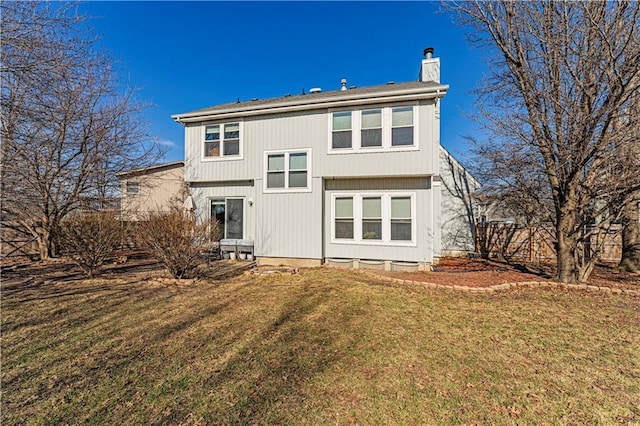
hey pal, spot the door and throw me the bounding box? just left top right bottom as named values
left=211, top=198, right=244, bottom=239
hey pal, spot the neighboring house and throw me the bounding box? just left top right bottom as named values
left=172, top=48, right=476, bottom=269
left=117, top=161, right=185, bottom=221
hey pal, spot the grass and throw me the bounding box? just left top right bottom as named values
left=2, top=267, right=639, bottom=425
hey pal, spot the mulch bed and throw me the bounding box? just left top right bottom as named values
left=379, top=257, right=640, bottom=290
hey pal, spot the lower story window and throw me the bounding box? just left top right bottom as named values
left=391, top=197, right=412, bottom=241
left=334, top=197, right=354, bottom=239
left=332, top=193, right=415, bottom=244
left=362, top=197, right=382, bottom=240
left=211, top=198, right=244, bottom=239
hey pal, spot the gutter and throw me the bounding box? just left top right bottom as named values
left=172, top=85, right=449, bottom=124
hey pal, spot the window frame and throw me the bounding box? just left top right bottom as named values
left=125, top=181, right=140, bottom=195
left=330, top=192, right=416, bottom=246
left=209, top=197, right=245, bottom=240
left=360, top=108, right=383, bottom=149
left=334, top=196, right=355, bottom=240
left=331, top=111, right=353, bottom=150
left=263, top=148, right=312, bottom=193
left=327, top=105, right=419, bottom=154
left=202, top=121, right=243, bottom=162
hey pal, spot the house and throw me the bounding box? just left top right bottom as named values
left=172, top=48, right=477, bottom=270
left=116, top=161, right=185, bottom=221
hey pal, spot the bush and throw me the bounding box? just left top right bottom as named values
left=136, top=211, right=219, bottom=279
left=59, top=211, right=123, bottom=277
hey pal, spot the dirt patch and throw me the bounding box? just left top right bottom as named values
left=378, top=257, right=640, bottom=290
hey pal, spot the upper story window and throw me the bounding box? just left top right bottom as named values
left=391, top=107, right=414, bottom=146
left=204, top=122, right=242, bottom=159
left=264, top=149, right=312, bottom=193
left=125, top=181, right=139, bottom=194
left=361, top=109, right=382, bottom=148
left=329, top=106, right=417, bottom=153
left=332, top=112, right=352, bottom=149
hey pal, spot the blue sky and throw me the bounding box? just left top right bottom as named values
left=81, top=1, right=487, bottom=163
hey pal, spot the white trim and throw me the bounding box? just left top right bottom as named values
left=327, top=105, right=419, bottom=155
left=173, top=85, right=449, bottom=123
left=263, top=148, right=312, bottom=194
left=330, top=192, right=417, bottom=247
left=201, top=121, right=244, bottom=162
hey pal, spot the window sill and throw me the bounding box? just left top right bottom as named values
left=330, top=239, right=417, bottom=247
left=327, top=146, right=419, bottom=155
left=263, top=187, right=312, bottom=194
left=201, top=155, right=244, bottom=162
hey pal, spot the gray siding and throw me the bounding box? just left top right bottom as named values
left=184, top=101, right=439, bottom=183
left=324, top=177, right=435, bottom=263
left=184, top=98, right=444, bottom=262
left=439, top=149, right=479, bottom=253
left=189, top=182, right=257, bottom=242
left=190, top=179, right=322, bottom=259
left=255, top=177, right=322, bottom=259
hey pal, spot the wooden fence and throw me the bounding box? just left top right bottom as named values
left=475, top=222, right=622, bottom=264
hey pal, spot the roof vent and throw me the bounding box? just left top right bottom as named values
left=387, top=81, right=395, bottom=85
left=341, top=79, right=347, bottom=91
left=309, top=87, right=322, bottom=94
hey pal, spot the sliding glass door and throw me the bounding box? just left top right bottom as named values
left=210, top=198, right=244, bottom=239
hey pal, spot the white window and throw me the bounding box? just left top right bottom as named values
left=391, top=107, right=413, bottom=146
left=391, top=197, right=412, bottom=240
left=125, top=181, right=139, bottom=194
left=334, top=197, right=354, bottom=239
left=361, top=109, right=382, bottom=148
left=203, top=122, right=241, bottom=159
left=264, top=149, right=311, bottom=192
left=331, top=193, right=416, bottom=245
left=332, top=112, right=352, bottom=149
left=328, top=106, right=417, bottom=153
left=362, top=197, right=382, bottom=240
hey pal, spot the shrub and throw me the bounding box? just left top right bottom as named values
left=59, top=211, right=123, bottom=277
left=136, top=211, right=219, bottom=279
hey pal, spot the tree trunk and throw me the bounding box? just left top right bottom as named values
left=556, top=212, right=577, bottom=283
left=37, top=228, right=50, bottom=261
left=619, top=198, right=640, bottom=273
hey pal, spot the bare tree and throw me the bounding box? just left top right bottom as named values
left=619, top=193, right=640, bottom=273
left=1, top=1, right=162, bottom=260
left=452, top=1, right=640, bottom=283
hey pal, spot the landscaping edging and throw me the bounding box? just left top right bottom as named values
left=348, top=268, right=640, bottom=296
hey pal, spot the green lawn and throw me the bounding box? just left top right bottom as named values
left=2, top=268, right=639, bottom=425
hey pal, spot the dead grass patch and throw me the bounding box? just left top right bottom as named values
left=2, top=266, right=639, bottom=424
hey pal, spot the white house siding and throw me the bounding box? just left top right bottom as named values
left=184, top=102, right=439, bottom=184
left=324, top=177, right=435, bottom=263
left=255, top=177, right=323, bottom=259
left=189, top=182, right=257, bottom=243
left=438, top=149, right=479, bottom=254
left=183, top=99, right=443, bottom=264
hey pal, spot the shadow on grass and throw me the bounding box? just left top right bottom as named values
left=2, top=271, right=365, bottom=424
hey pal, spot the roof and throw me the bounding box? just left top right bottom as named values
left=116, top=161, right=184, bottom=179
left=172, top=80, right=448, bottom=124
